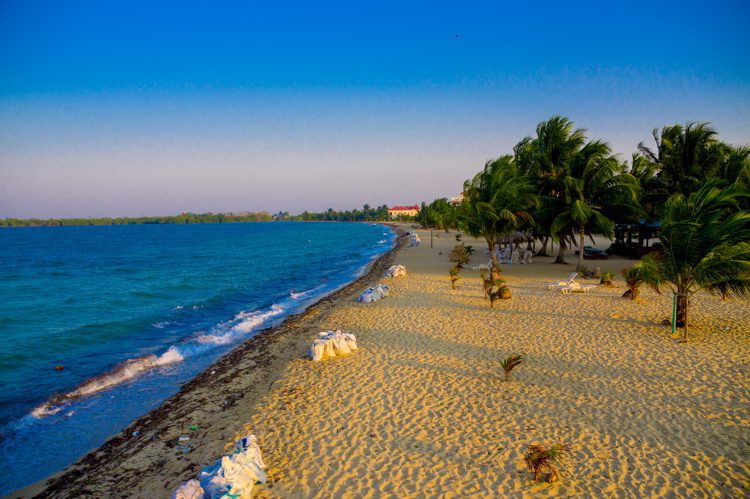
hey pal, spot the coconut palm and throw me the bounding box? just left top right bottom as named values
left=461, top=156, right=537, bottom=279
left=646, top=180, right=750, bottom=339
left=637, top=122, right=727, bottom=198
left=515, top=116, right=593, bottom=263
left=627, top=152, right=669, bottom=221
left=549, top=141, right=641, bottom=269
left=621, top=258, right=661, bottom=300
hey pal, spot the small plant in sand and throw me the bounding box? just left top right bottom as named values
left=621, top=259, right=659, bottom=300
left=524, top=443, right=569, bottom=483
left=500, top=353, right=524, bottom=381
left=599, top=271, right=615, bottom=286
left=449, top=265, right=462, bottom=289
left=481, top=266, right=511, bottom=306
left=449, top=244, right=473, bottom=265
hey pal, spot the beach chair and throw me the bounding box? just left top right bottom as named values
left=546, top=272, right=578, bottom=290
left=559, top=282, right=597, bottom=294
left=471, top=259, right=492, bottom=271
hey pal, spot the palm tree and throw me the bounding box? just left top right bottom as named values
left=461, top=156, right=537, bottom=279
left=646, top=180, right=750, bottom=340
left=627, top=152, right=669, bottom=221
left=515, top=116, right=587, bottom=263
left=550, top=141, right=641, bottom=269
left=637, top=122, right=727, bottom=197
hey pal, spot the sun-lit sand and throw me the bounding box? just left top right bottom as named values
left=243, top=227, right=750, bottom=497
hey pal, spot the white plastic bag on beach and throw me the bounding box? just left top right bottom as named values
left=343, top=333, right=358, bottom=350
left=333, top=335, right=352, bottom=355
left=310, top=340, right=325, bottom=361
left=171, top=479, right=204, bottom=499
left=357, top=289, right=374, bottom=303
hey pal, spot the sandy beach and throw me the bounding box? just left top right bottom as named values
left=19, top=226, right=750, bottom=497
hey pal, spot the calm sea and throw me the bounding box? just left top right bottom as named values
left=0, top=221, right=395, bottom=494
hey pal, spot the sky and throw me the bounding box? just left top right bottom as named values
left=1, top=0, right=749, bottom=218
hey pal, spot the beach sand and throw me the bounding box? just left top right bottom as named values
left=20, top=226, right=750, bottom=497
left=245, top=228, right=749, bottom=497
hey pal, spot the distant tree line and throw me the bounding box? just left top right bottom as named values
left=1, top=205, right=397, bottom=227
left=0, top=212, right=275, bottom=227
left=288, top=204, right=391, bottom=222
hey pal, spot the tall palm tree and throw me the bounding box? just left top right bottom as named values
left=461, top=156, right=537, bottom=279
left=549, top=141, right=641, bottom=269
left=637, top=122, right=727, bottom=197
left=515, top=116, right=589, bottom=262
left=627, top=152, right=669, bottom=221
left=518, top=116, right=640, bottom=264
left=646, top=180, right=750, bottom=340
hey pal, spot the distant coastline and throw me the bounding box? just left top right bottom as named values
left=0, top=205, right=412, bottom=227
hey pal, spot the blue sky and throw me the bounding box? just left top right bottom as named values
left=1, top=0, right=749, bottom=217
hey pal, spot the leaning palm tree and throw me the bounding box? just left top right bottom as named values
left=549, top=141, right=641, bottom=269
left=646, top=180, right=750, bottom=340
left=460, top=156, right=537, bottom=280
left=515, top=116, right=594, bottom=263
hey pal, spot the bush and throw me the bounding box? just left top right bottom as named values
left=524, top=443, right=569, bottom=483
left=449, top=265, right=462, bottom=289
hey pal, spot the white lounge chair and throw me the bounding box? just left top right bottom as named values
left=547, top=272, right=578, bottom=290
left=471, top=260, right=492, bottom=271
left=560, top=282, right=597, bottom=294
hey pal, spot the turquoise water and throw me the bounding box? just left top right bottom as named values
left=0, top=222, right=394, bottom=494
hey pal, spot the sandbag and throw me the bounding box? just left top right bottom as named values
left=171, top=479, right=204, bottom=499
left=322, top=339, right=336, bottom=358
left=310, top=340, right=325, bottom=362
left=310, top=330, right=357, bottom=360
left=385, top=265, right=406, bottom=277
left=343, top=333, right=358, bottom=350
left=333, top=336, right=351, bottom=355
left=177, top=434, right=267, bottom=499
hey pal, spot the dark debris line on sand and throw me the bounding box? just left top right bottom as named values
left=19, top=226, right=406, bottom=499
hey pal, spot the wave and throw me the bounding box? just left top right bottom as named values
left=31, top=303, right=286, bottom=419
left=290, top=285, right=323, bottom=300
left=31, top=349, right=183, bottom=418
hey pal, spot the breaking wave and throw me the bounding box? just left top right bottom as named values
left=31, top=303, right=286, bottom=419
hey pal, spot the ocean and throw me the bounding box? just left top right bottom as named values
left=0, top=221, right=395, bottom=495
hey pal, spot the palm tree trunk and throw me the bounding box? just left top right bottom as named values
left=488, top=240, right=501, bottom=281
left=553, top=240, right=567, bottom=264
left=676, top=292, right=689, bottom=339
left=577, top=230, right=585, bottom=269
left=535, top=236, right=549, bottom=256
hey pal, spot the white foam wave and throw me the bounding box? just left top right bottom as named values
left=31, top=303, right=286, bottom=418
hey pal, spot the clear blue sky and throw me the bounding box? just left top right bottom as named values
left=1, top=0, right=749, bottom=218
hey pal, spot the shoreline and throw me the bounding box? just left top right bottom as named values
left=14, top=225, right=406, bottom=498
